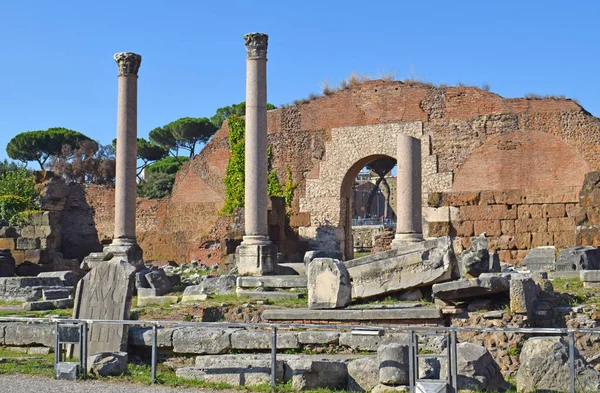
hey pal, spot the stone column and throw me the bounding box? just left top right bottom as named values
left=106, top=52, right=143, bottom=266
left=236, top=33, right=277, bottom=275
left=391, top=135, right=423, bottom=249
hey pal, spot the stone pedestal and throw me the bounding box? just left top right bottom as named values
left=391, top=135, right=423, bottom=249
left=236, top=238, right=277, bottom=276
left=103, top=238, right=143, bottom=267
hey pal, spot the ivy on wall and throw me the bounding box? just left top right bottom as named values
left=221, top=116, right=298, bottom=216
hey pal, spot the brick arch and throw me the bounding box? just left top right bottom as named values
left=453, top=131, right=590, bottom=192
left=298, top=121, right=453, bottom=260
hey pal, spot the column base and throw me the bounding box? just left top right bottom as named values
left=236, top=237, right=277, bottom=276
left=391, top=233, right=424, bottom=250
left=103, top=238, right=144, bottom=268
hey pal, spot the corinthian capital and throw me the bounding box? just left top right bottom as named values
left=114, top=52, right=142, bottom=76
left=244, top=33, right=268, bottom=60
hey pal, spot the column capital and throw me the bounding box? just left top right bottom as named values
left=244, top=33, right=268, bottom=60
left=114, top=52, right=142, bottom=76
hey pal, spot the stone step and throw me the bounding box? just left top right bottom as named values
left=42, top=287, right=70, bottom=301
left=276, top=262, right=306, bottom=276
left=262, top=306, right=442, bottom=323
left=236, top=289, right=304, bottom=300
left=236, top=275, right=307, bottom=289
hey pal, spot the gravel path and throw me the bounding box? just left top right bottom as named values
left=0, top=374, right=229, bottom=393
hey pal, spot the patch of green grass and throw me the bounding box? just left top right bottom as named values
left=0, top=347, right=54, bottom=377
left=0, top=308, right=72, bottom=318
left=552, top=277, right=600, bottom=307
left=507, top=346, right=520, bottom=357
left=353, top=251, right=371, bottom=259
left=0, top=300, right=24, bottom=307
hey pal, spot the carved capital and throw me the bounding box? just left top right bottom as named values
left=244, top=33, right=268, bottom=60
left=114, top=52, right=142, bottom=76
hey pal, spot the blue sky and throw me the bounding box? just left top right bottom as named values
left=1, top=1, right=599, bottom=164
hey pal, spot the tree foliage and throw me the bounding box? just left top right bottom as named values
left=48, top=140, right=116, bottom=185
left=210, top=101, right=277, bottom=129
left=221, top=115, right=246, bottom=215
left=0, top=166, right=39, bottom=226
left=137, top=172, right=176, bottom=199
left=145, top=156, right=189, bottom=175
left=6, top=128, right=91, bottom=169
left=149, top=117, right=217, bottom=158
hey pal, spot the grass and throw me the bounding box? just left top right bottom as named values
left=0, top=308, right=72, bottom=318
left=353, top=251, right=371, bottom=259
left=552, top=277, right=600, bottom=308
left=0, top=347, right=55, bottom=378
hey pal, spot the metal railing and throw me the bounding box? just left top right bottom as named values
left=352, top=218, right=396, bottom=228
left=0, top=316, right=596, bottom=393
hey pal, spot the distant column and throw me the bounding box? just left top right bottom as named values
left=236, top=33, right=277, bottom=275
left=109, top=52, right=143, bottom=266
left=391, top=135, right=423, bottom=248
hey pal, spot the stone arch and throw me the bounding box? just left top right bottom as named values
left=299, top=122, right=453, bottom=260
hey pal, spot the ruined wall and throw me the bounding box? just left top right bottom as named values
left=76, top=80, right=600, bottom=264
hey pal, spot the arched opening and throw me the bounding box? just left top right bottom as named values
left=340, top=154, right=397, bottom=260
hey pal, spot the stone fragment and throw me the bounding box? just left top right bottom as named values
left=172, top=327, right=233, bottom=354
left=516, top=336, right=600, bottom=393
left=4, top=323, right=54, bottom=346
left=23, top=299, right=73, bottom=311
left=378, top=343, right=409, bottom=385
left=460, top=234, right=490, bottom=278
left=509, top=277, right=538, bottom=315
left=28, top=347, right=51, bottom=355
left=0, top=276, right=63, bottom=301
left=236, top=289, right=302, bottom=300
left=415, top=382, right=447, bottom=393
left=556, top=246, right=600, bottom=271
left=0, top=249, right=15, bottom=277
left=304, top=249, right=343, bottom=266
left=128, top=326, right=180, bottom=348
left=307, top=258, right=351, bottom=309
left=37, top=271, right=77, bottom=287
left=87, top=352, right=128, bottom=377
left=348, top=357, right=379, bottom=392
left=137, top=295, right=178, bottom=307
left=347, top=237, right=458, bottom=300
left=72, top=257, right=136, bottom=355
left=521, top=246, right=556, bottom=272
left=285, top=356, right=349, bottom=390
left=230, top=329, right=299, bottom=350
left=432, top=276, right=510, bottom=301
left=489, top=252, right=501, bottom=272
left=135, top=268, right=151, bottom=289
left=144, top=269, right=172, bottom=295
left=298, top=331, right=339, bottom=345
left=196, top=274, right=237, bottom=294
left=397, top=288, right=423, bottom=301
left=440, top=342, right=508, bottom=392
left=55, top=362, right=78, bottom=380
left=180, top=285, right=208, bottom=303
left=581, top=269, right=600, bottom=282
left=16, top=237, right=40, bottom=250
left=42, top=287, right=70, bottom=300
left=237, top=275, right=307, bottom=289
left=137, top=287, right=159, bottom=298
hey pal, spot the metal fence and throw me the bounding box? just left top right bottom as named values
left=0, top=316, right=596, bottom=393
left=352, top=218, right=396, bottom=228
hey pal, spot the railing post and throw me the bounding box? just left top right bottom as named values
left=569, top=331, right=575, bottom=393
left=53, top=322, right=59, bottom=378
left=450, top=330, right=458, bottom=393
left=152, top=323, right=158, bottom=384
left=271, top=326, right=277, bottom=388
left=408, top=329, right=415, bottom=393
left=82, top=321, right=88, bottom=380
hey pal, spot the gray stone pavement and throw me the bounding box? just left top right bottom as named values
left=0, top=374, right=231, bottom=393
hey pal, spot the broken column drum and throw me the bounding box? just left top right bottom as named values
left=236, top=33, right=277, bottom=275
left=106, top=52, right=143, bottom=266
left=391, top=135, right=423, bottom=248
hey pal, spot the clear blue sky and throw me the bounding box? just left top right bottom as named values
left=1, top=1, right=599, bottom=164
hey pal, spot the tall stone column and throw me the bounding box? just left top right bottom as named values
left=236, top=33, right=277, bottom=275
left=391, top=135, right=423, bottom=249
left=106, top=52, right=143, bottom=266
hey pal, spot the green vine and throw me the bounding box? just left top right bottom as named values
left=221, top=116, right=299, bottom=216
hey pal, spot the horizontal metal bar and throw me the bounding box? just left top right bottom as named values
left=416, top=354, right=448, bottom=359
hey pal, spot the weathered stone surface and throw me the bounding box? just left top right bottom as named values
left=581, top=269, right=600, bottom=282
left=298, top=331, right=339, bottom=345
left=304, top=249, right=343, bottom=265
left=177, top=354, right=284, bottom=386
left=415, top=382, right=447, bottom=393
left=346, top=237, right=458, bottom=300
left=4, top=323, right=54, bottom=347
left=24, top=298, right=73, bottom=311
left=144, top=269, right=172, bottom=295
left=440, top=343, right=508, bottom=392
left=87, top=352, right=128, bottom=377
left=42, top=287, right=70, bottom=300
left=128, top=326, right=181, bottom=347
left=285, top=356, right=349, bottom=390
left=230, top=329, right=299, bottom=350
left=137, top=295, right=178, bottom=307
left=509, top=277, right=538, bottom=315
left=38, top=271, right=77, bottom=287
left=0, top=227, right=18, bottom=238
left=489, top=252, right=501, bottom=272
left=137, top=287, right=159, bottom=297
left=15, top=262, right=42, bottom=277
left=195, top=274, right=237, bottom=294
left=180, top=287, right=208, bottom=303
left=237, top=275, right=307, bottom=289
left=0, top=249, right=15, bottom=277
left=341, top=333, right=408, bottom=352
left=16, top=237, right=40, bottom=250
left=378, top=343, right=409, bottom=385
left=262, top=307, right=442, bottom=323
left=135, top=268, right=151, bottom=289
left=516, top=336, right=600, bottom=393
left=460, top=234, right=490, bottom=278
left=0, top=276, right=63, bottom=301
left=236, top=289, right=302, bottom=299
left=172, top=327, right=234, bottom=354
left=556, top=246, right=600, bottom=271
left=432, top=276, right=510, bottom=301
left=397, top=288, right=423, bottom=301
left=308, top=258, right=351, bottom=309
left=72, top=257, right=136, bottom=354
left=521, top=246, right=556, bottom=271
left=236, top=243, right=277, bottom=276
left=371, top=384, right=409, bottom=393
left=348, top=357, right=379, bottom=392
left=56, top=362, right=78, bottom=380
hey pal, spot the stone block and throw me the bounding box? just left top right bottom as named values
left=285, top=356, right=349, bottom=391
left=298, top=331, right=339, bottom=345
left=581, top=270, right=600, bottom=282
left=453, top=220, right=474, bottom=237
left=137, top=288, right=159, bottom=298
left=237, top=275, right=307, bottom=289
left=128, top=326, right=180, bottom=348
left=428, top=222, right=450, bottom=237
left=432, top=276, right=510, bottom=301
left=42, top=287, right=70, bottom=300
left=20, top=226, right=36, bottom=238
left=16, top=238, right=40, bottom=250
left=308, top=258, right=351, bottom=309
left=543, top=204, right=566, bottom=218
left=548, top=217, right=576, bottom=232
left=87, top=352, right=128, bottom=377
left=460, top=205, right=517, bottom=221
left=460, top=234, right=491, bottom=278
left=23, top=249, right=49, bottom=264
left=172, top=327, right=233, bottom=354
left=340, top=333, right=408, bottom=352
left=515, top=232, right=532, bottom=249
left=554, top=231, right=577, bottom=248
left=0, top=238, right=16, bottom=250
left=521, top=246, right=556, bottom=271
left=348, top=357, right=379, bottom=392
left=473, top=220, right=501, bottom=237
left=0, top=227, right=18, bottom=238
left=230, top=330, right=299, bottom=350
left=4, top=323, right=54, bottom=347
left=556, top=246, right=600, bottom=271
left=15, top=261, right=42, bottom=276
left=56, top=362, right=78, bottom=380
left=415, top=382, right=447, bottom=393
left=378, top=343, right=409, bottom=385
left=500, top=220, right=515, bottom=235
left=236, top=243, right=277, bottom=275
left=0, top=276, right=63, bottom=301
left=236, top=289, right=302, bottom=300
left=515, top=218, right=547, bottom=233
left=0, top=249, right=16, bottom=277
left=371, top=384, right=409, bottom=393
left=195, top=275, right=237, bottom=294
left=531, top=232, right=553, bottom=247
left=37, top=271, right=77, bottom=287
left=509, top=278, right=538, bottom=315
left=518, top=205, right=544, bottom=219
left=144, top=269, right=172, bottom=296
left=137, top=295, right=178, bottom=307
left=40, top=235, right=61, bottom=250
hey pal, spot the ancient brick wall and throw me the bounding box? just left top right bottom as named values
left=74, top=80, right=600, bottom=264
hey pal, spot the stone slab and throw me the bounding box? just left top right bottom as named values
left=137, top=288, right=159, bottom=297
left=581, top=270, right=600, bottom=282
left=172, top=327, right=236, bottom=354
left=521, top=246, right=556, bottom=272
left=56, top=362, right=78, bottom=380
left=181, top=294, right=208, bottom=303
left=237, top=275, right=307, bottom=289
left=230, top=330, right=299, bottom=350
left=432, top=276, right=510, bottom=301
left=236, top=289, right=302, bottom=299
left=262, top=307, right=442, bottom=322
left=137, top=295, right=178, bottom=307
left=145, top=269, right=172, bottom=296
left=308, top=258, right=352, bottom=309
left=42, top=287, right=70, bottom=300
left=416, top=382, right=448, bottom=393
left=298, top=331, right=340, bottom=345
left=128, top=326, right=181, bottom=348
left=548, top=271, right=581, bottom=279
left=37, top=271, right=77, bottom=287
left=72, top=257, right=136, bottom=355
